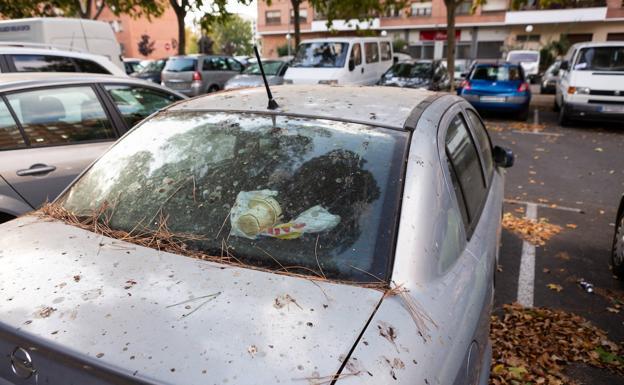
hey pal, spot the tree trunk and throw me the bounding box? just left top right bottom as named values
left=75, top=0, right=91, bottom=18
left=445, top=0, right=456, bottom=92
left=93, top=0, right=106, bottom=20
left=292, top=0, right=301, bottom=48
left=170, top=0, right=186, bottom=55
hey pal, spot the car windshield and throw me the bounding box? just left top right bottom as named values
left=140, top=59, right=166, bottom=73
left=471, top=65, right=522, bottom=81
left=291, top=42, right=349, bottom=68
left=508, top=52, right=539, bottom=63
left=164, top=58, right=197, bottom=72
left=60, top=112, right=408, bottom=283
left=243, top=61, right=283, bottom=76
left=384, top=62, right=432, bottom=78
left=574, top=46, right=624, bottom=71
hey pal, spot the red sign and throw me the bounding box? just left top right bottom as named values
left=420, top=30, right=461, bottom=41
left=165, top=42, right=171, bottom=51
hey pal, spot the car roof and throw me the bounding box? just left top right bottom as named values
left=301, top=37, right=391, bottom=43
left=168, top=85, right=435, bottom=130
left=0, top=72, right=184, bottom=95
left=0, top=45, right=110, bottom=60
left=570, top=41, right=624, bottom=50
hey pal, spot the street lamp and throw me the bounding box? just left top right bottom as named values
left=286, top=33, right=292, bottom=56
left=525, top=25, right=534, bottom=33
left=381, top=30, right=388, bottom=37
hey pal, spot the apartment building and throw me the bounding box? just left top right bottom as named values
left=257, top=0, right=624, bottom=60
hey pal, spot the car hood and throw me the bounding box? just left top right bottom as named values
left=225, top=74, right=281, bottom=89
left=380, top=76, right=431, bottom=89
left=0, top=216, right=383, bottom=385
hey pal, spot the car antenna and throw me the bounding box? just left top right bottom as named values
left=253, top=45, right=279, bottom=110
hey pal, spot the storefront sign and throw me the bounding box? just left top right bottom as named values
left=420, top=30, right=460, bottom=41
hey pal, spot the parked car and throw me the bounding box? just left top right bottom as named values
left=613, top=194, right=624, bottom=279
left=0, top=73, right=185, bottom=222
left=161, top=54, right=245, bottom=96
left=443, top=59, right=470, bottom=88
left=0, top=85, right=512, bottom=385
left=0, top=44, right=126, bottom=76
left=506, top=50, right=540, bottom=84
left=123, top=58, right=143, bottom=74
left=224, top=59, right=289, bottom=90
left=284, top=37, right=394, bottom=85
left=540, top=60, right=561, bottom=94
left=0, top=17, right=124, bottom=70
left=378, top=59, right=450, bottom=91
left=458, top=62, right=531, bottom=120
left=555, top=41, right=624, bottom=126
left=132, top=58, right=167, bottom=84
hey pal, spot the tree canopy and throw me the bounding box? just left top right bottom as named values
left=209, top=14, right=253, bottom=56
left=0, top=0, right=164, bottom=20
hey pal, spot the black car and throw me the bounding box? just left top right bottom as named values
left=131, top=58, right=168, bottom=84
left=612, top=194, right=624, bottom=279
left=378, top=59, right=450, bottom=91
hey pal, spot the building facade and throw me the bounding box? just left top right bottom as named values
left=257, top=0, right=624, bottom=61
left=98, top=5, right=179, bottom=59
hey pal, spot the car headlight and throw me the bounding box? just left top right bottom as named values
left=318, top=80, right=338, bottom=85
left=568, top=86, right=590, bottom=95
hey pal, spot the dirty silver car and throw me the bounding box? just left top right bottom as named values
left=0, top=85, right=512, bottom=384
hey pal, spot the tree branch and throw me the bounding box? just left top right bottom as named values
left=93, top=0, right=106, bottom=20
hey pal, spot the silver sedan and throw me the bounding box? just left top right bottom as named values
left=0, top=85, right=512, bottom=385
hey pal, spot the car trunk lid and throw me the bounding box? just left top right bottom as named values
left=0, top=216, right=384, bottom=385
left=469, top=79, right=520, bottom=94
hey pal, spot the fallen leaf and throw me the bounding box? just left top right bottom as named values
left=566, top=224, right=578, bottom=229
left=547, top=283, right=563, bottom=292
left=502, top=213, right=562, bottom=247
left=595, top=147, right=604, bottom=152
left=607, top=307, right=620, bottom=314
left=543, top=268, right=551, bottom=273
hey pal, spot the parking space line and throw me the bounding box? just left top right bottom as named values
left=505, top=198, right=583, bottom=213
left=517, top=203, right=537, bottom=307
left=511, top=131, right=563, bottom=137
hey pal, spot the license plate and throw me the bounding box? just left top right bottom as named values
left=167, top=82, right=189, bottom=90
left=602, top=105, right=624, bottom=113
left=480, top=96, right=506, bottom=103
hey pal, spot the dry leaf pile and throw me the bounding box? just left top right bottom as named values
left=502, top=213, right=562, bottom=246
left=490, top=303, right=624, bottom=385
left=508, top=122, right=546, bottom=132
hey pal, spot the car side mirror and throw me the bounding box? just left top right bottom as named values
left=460, top=72, right=468, bottom=78
left=348, top=59, right=355, bottom=72
left=493, top=145, right=514, bottom=168
left=559, top=60, right=569, bottom=71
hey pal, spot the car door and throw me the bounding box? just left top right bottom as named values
left=343, top=42, right=364, bottom=85
left=225, top=58, right=244, bottom=84
left=439, top=104, right=497, bottom=383
left=0, top=85, right=119, bottom=208
left=202, top=57, right=229, bottom=90
left=101, top=84, right=184, bottom=129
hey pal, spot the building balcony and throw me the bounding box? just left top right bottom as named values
left=511, top=0, right=606, bottom=10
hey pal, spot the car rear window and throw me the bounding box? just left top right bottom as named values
left=164, top=58, right=197, bottom=72
left=471, top=65, right=522, bottom=81
left=11, top=54, right=76, bottom=72
left=60, top=112, right=408, bottom=283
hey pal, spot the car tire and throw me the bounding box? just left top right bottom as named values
left=558, top=103, right=572, bottom=126
left=612, top=214, right=624, bottom=279
left=208, top=85, right=219, bottom=93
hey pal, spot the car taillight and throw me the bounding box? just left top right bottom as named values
left=460, top=80, right=471, bottom=90
left=517, top=82, right=529, bottom=92
left=192, top=71, right=202, bottom=81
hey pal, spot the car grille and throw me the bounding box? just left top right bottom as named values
left=588, top=99, right=624, bottom=105
left=589, top=90, right=624, bottom=96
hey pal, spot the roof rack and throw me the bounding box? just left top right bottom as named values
left=0, top=41, right=86, bottom=53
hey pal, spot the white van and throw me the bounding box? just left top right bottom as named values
left=0, top=18, right=123, bottom=70
left=506, top=50, right=540, bottom=83
left=555, top=41, right=624, bottom=125
left=284, top=37, right=394, bottom=85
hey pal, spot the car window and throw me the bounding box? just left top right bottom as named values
left=445, top=113, right=486, bottom=226
left=466, top=109, right=494, bottom=182
left=6, top=86, right=115, bottom=147
left=471, top=65, right=521, bottom=81
left=380, top=42, right=392, bottom=61
left=74, top=58, right=111, bottom=74
left=105, top=85, right=182, bottom=127
left=61, top=112, right=409, bottom=283
left=164, top=58, right=197, bottom=72
left=0, top=100, right=25, bottom=150
left=350, top=43, right=362, bottom=66
left=227, top=58, right=242, bottom=72
left=365, top=42, right=380, bottom=63
left=11, top=54, right=76, bottom=72
left=204, top=57, right=228, bottom=71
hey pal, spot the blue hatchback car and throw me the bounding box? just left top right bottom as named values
left=458, top=62, right=531, bottom=120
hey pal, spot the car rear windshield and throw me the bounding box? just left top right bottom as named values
left=384, top=62, right=432, bottom=78
left=508, top=52, right=539, bottom=62
left=60, top=112, right=408, bottom=283
left=243, top=61, right=283, bottom=76
left=574, top=46, right=624, bottom=71
left=164, top=58, right=197, bottom=72
left=291, top=42, right=349, bottom=68
left=471, top=65, right=522, bottom=81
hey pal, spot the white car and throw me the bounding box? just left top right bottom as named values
left=0, top=44, right=126, bottom=76
left=555, top=41, right=624, bottom=125
left=506, top=50, right=540, bottom=83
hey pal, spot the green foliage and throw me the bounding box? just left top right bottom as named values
left=276, top=43, right=292, bottom=57
left=392, top=38, right=408, bottom=53
left=209, top=14, right=253, bottom=56
left=185, top=28, right=199, bottom=54
left=0, top=0, right=164, bottom=20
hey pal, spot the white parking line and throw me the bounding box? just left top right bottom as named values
left=517, top=203, right=537, bottom=307
left=505, top=198, right=583, bottom=213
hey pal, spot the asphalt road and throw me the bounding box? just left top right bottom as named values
left=487, top=88, right=624, bottom=384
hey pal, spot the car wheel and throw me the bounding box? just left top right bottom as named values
left=558, top=103, right=571, bottom=126
left=208, top=85, right=219, bottom=93
left=612, top=214, right=624, bottom=279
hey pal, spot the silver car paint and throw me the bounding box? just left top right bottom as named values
left=0, top=216, right=383, bottom=385
left=162, top=56, right=242, bottom=96
left=0, top=87, right=503, bottom=385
